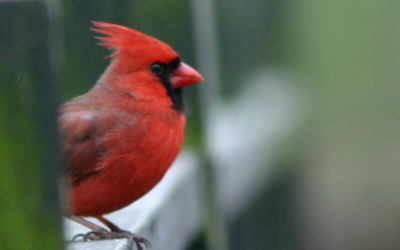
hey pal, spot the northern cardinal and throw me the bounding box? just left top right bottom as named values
left=59, top=21, right=202, bottom=248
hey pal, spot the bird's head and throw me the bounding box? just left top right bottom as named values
left=91, top=21, right=203, bottom=89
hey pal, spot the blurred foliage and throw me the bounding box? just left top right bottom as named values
left=0, top=1, right=63, bottom=249
left=283, top=1, right=400, bottom=249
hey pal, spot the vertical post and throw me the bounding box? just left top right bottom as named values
left=190, top=1, right=228, bottom=250
left=0, top=1, right=64, bottom=249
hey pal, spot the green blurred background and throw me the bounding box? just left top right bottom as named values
left=1, top=0, right=400, bottom=249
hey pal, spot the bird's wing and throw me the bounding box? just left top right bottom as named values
left=59, top=109, right=115, bottom=185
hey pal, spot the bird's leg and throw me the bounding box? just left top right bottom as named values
left=95, top=216, right=150, bottom=250
left=95, top=215, right=121, bottom=232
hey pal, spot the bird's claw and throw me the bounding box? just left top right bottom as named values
left=72, top=229, right=150, bottom=250
left=72, top=231, right=103, bottom=241
left=112, top=230, right=150, bottom=250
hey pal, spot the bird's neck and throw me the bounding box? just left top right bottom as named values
left=88, top=64, right=185, bottom=115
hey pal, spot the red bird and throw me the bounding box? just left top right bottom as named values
left=59, top=21, right=202, bottom=248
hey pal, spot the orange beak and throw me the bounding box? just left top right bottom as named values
left=170, top=62, right=203, bottom=88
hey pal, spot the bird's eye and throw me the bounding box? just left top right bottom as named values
left=150, top=63, right=165, bottom=76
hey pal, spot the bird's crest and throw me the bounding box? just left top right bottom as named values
left=91, top=21, right=174, bottom=58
